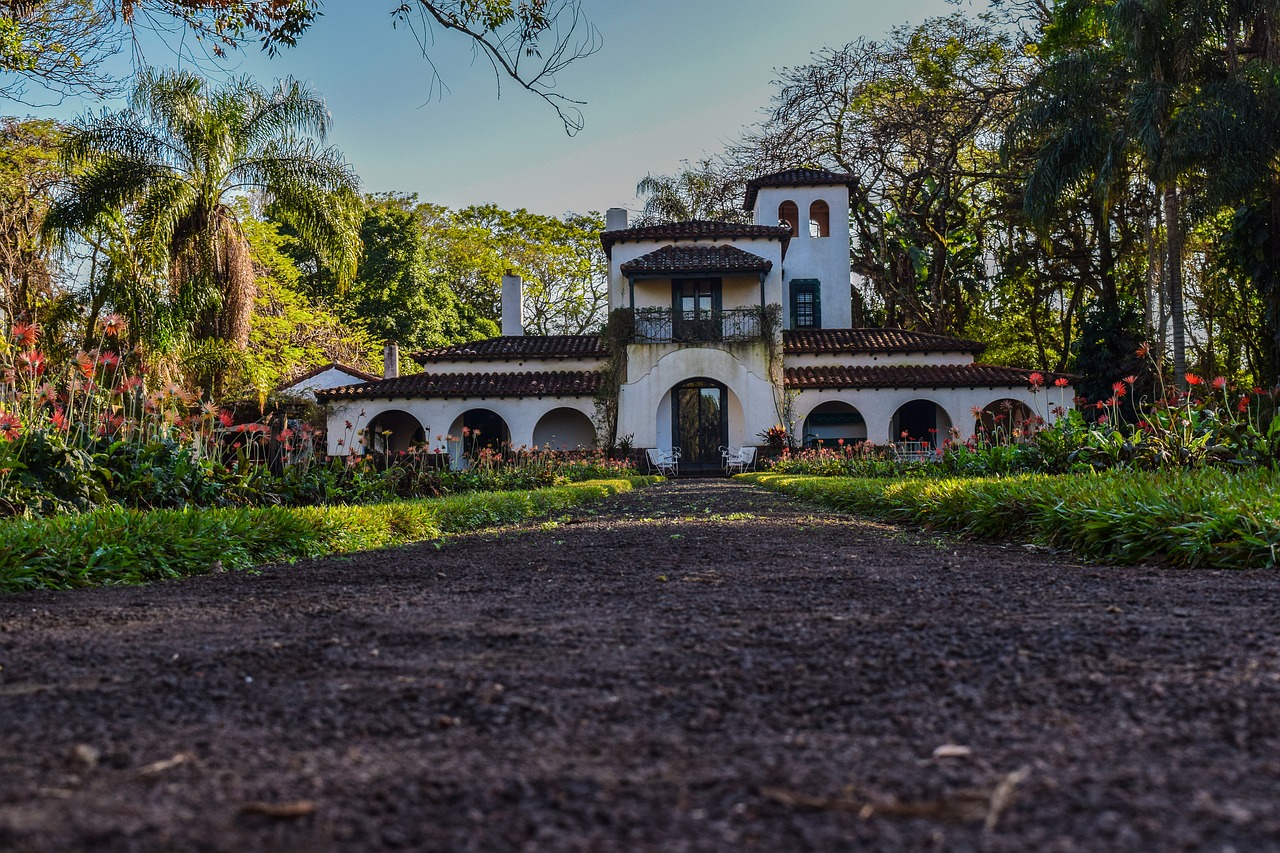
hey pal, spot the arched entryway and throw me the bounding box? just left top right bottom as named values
left=802, top=401, right=867, bottom=448
left=673, top=378, right=729, bottom=469
left=447, top=408, right=511, bottom=454
left=975, top=399, right=1036, bottom=443
left=532, top=407, right=597, bottom=451
left=365, top=410, right=426, bottom=454
left=890, top=399, right=952, bottom=448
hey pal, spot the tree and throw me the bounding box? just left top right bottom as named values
left=338, top=194, right=493, bottom=350
left=45, top=68, right=361, bottom=393
left=0, top=117, right=63, bottom=323
left=2, top=1, right=599, bottom=132
left=239, top=212, right=380, bottom=400
left=634, top=159, right=753, bottom=225
left=731, top=14, right=1027, bottom=336
left=420, top=203, right=608, bottom=336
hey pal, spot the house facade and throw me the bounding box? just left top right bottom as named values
left=317, top=168, right=1073, bottom=468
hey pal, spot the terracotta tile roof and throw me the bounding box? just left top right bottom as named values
left=600, top=220, right=792, bottom=255
left=279, top=361, right=381, bottom=389
left=784, top=328, right=987, bottom=355
left=410, top=335, right=607, bottom=363
left=316, top=370, right=604, bottom=401
left=784, top=363, right=1075, bottom=391
left=619, top=244, right=774, bottom=276
left=744, top=167, right=859, bottom=210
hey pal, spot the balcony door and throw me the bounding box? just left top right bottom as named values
left=673, top=278, right=722, bottom=342
left=673, top=379, right=728, bottom=466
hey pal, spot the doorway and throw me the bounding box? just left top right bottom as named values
left=673, top=379, right=728, bottom=467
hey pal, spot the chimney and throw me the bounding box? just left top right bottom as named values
left=383, top=341, right=399, bottom=379
left=502, top=273, right=524, bottom=337
left=605, top=207, right=628, bottom=231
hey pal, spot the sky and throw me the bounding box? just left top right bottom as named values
left=13, top=0, right=967, bottom=217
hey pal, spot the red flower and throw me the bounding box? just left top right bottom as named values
left=1136, top=342, right=1151, bottom=358
left=1185, top=373, right=1203, bottom=386
left=1123, top=375, right=1137, bottom=385
left=1112, top=381, right=1127, bottom=397
left=218, top=410, right=234, bottom=428
left=0, top=413, right=19, bottom=440
left=1238, top=397, right=1250, bottom=413
left=98, top=351, right=121, bottom=371
left=1212, top=376, right=1228, bottom=389
left=1054, top=377, right=1069, bottom=388
left=10, top=322, right=37, bottom=348
left=1029, top=371, right=1045, bottom=388
left=76, top=351, right=95, bottom=379
left=50, top=408, right=68, bottom=432
left=15, top=350, right=45, bottom=376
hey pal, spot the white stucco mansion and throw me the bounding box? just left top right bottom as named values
left=317, top=168, right=1073, bottom=469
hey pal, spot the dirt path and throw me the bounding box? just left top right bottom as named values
left=1, top=479, right=1279, bottom=851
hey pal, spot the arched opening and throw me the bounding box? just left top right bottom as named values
left=802, top=401, right=867, bottom=448
left=975, top=399, right=1037, bottom=444
left=447, top=408, right=511, bottom=454
left=778, top=200, right=800, bottom=238
left=532, top=407, right=597, bottom=451
left=808, top=200, right=830, bottom=238
left=672, top=378, right=729, bottom=467
left=365, top=410, right=426, bottom=454
left=890, top=399, right=952, bottom=448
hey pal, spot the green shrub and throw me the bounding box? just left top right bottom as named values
left=743, top=470, right=1280, bottom=569
left=0, top=477, right=658, bottom=592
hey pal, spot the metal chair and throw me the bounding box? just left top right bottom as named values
left=720, top=445, right=757, bottom=475
left=645, top=447, right=680, bottom=477
left=892, top=440, right=933, bottom=463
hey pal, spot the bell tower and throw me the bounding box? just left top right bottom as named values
left=744, top=168, right=855, bottom=330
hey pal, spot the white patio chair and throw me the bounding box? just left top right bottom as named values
left=645, top=447, right=679, bottom=477
left=720, top=445, right=757, bottom=475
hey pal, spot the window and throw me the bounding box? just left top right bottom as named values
left=778, top=201, right=799, bottom=238
left=791, top=280, right=821, bottom=329
left=673, top=278, right=722, bottom=342
left=809, top=200, right=830, bottom=238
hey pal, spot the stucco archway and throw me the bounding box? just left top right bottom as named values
left=447, top=408, right=511, bottom=453
left=532, top=407, right=597, bottom=451
left=890, top=399, right=952, bottom=448
left=364, top=410, right=426, bottom=454
left=975, top=399, right=1036, bottom=443
left=801, top=400, right=867, bottom=448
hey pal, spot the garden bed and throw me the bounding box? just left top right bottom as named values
left=0, top=476, right=658, bottom=592
left=742, top=469, right=1280, bottom=568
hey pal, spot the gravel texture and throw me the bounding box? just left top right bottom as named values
left=1, top=479, right=1279, bottom=851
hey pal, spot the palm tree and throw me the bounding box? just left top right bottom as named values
left=47, top=69, right=361, bottom=387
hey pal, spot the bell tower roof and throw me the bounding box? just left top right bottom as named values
left=743, top=167, right=857, bottom=210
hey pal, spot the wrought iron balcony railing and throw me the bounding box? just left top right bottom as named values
left=630, top=307, right=769, bottom=344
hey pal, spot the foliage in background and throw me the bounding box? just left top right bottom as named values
left=44, top=69, right=363, bottom=394
left=419, top=202, right=609, bottom=336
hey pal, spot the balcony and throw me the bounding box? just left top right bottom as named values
left=630, top=307, right=770, bottom=345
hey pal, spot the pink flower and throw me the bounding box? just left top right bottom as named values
left=1212, top=376, right=1228, bottom=389
left=99, top=313, right=126, bottom=337
left=0, top=412, right=20, bottom=440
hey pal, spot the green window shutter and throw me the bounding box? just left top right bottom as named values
left=790, top=279, right=821, bottom=329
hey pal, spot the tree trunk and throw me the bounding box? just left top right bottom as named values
left=1164, top=185, right=1187, bottom=389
